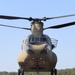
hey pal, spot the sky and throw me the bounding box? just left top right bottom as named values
left=0, top=0, right=75, bottom=72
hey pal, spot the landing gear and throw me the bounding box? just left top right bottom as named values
left=36, top=65, right=39, bottom=75
left=37, top=72, right=39, bottom=75
left=18, top=69, right=24, bottom=75
left=51, top=68, right=57, bottom=75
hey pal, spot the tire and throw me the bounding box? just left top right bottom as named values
left=18, top=69, right=21, bottom=75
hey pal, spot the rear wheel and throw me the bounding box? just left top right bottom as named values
left=51, top=68, right=57, bottom=75
left=54, top=69, right=57, bottom=75
left=18, top=69, right=24, bottom=75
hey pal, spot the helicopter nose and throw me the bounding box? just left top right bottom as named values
left=28, top=43, right=52, bottom=55
left=29, top=43, right=46, bottom=53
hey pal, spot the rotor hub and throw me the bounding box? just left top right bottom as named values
left=31, top=21, right=43, bottom=36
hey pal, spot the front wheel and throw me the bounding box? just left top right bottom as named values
left=18, top=69, right=24, bottom=75
left=18, top=69, right=20, bottom=75
left=51, top=68, right=57, bottom=75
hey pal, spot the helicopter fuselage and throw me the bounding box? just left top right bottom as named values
left=17, top=34, right=57, bottom=72
left=0, top=14, right=75, bottom=74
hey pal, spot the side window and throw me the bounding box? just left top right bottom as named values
left=45, top=35, right=50, bottom=44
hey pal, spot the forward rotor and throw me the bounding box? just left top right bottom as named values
left=0, top=14, right=75, bottom=30
left=0, top=14, right=75, bottom=21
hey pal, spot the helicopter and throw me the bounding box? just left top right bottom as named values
left=0, top=14, right=75, bottom=75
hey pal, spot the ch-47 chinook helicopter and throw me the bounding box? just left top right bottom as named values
left=0, top=14, right=75, bottom=75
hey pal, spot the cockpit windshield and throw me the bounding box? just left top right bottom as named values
left=29, top=35, right=47, bottom=44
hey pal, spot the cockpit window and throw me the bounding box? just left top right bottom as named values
left=35, top=37, right=39, bottom=42
left=40, top=37, right=46, bottom=42
left=29, top=37, right=34, bottom=43
left=29, top=36, right=47, bottom=44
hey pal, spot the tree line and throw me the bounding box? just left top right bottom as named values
left=0, top=68, right=75, bottom=75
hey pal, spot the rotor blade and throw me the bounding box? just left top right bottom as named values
left=0, top=15, right=31, bottom=20
left=46, top=14, right=75, bottom=20
left=0, top=24, right=30, bottom=30
left=44, top=21, right=75, bottom=30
